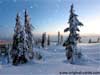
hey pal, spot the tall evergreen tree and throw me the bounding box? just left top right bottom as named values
left=57, top=31, right=60, bottom=45
left=78, top=37, right=82, bottom=43
left=41, top=32, right=46, bottom=48
left=24, top=10, right=34, bottom=60
left=47, top=35, right=50, bottom=46
left=63, top=4, right=83, bottom=63
left=88, top=38, right=92, bottom=43
left=11, top=13, right=27, bottom=65
left=60, top=35, right=63, bottom=44
left=97, top=37, right=100, bottom=43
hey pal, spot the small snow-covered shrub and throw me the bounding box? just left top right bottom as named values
left=77, top=52, right=82, bottom=59
left=28, top=52, right=34, bottom=60
left=34, top=51, right=42, bottom=60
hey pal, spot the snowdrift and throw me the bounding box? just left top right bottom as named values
left=0, top=43, right=100, bottom=75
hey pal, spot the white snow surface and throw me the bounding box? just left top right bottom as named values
left=0, top=43, right=100, bottom=75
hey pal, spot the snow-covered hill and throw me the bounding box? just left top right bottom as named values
left=0, top=43, right=100, bottom=75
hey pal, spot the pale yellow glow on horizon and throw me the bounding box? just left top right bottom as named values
left=80, top=16, right=100, bottom=35
left=33, top=16, right=100, bottom=36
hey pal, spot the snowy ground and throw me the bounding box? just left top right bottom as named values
left=0, top=43, right=100, bottom=75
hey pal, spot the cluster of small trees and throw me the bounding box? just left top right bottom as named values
left=41, top=32, right=50, bottom=48
left=34, top=31, right=64, bottom=48
left=33, top=33, right=51, bottom=48
left=88, top=37, right=100, bottom=43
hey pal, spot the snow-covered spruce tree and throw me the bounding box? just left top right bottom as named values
left=57, top=31, right=60, bottom=45
left=41, top=32, right=46, bottom=48
left=11, top=13, right=27, bottom=65
left=63, top=4, right=83, bottom=63
left=88, top=38, right=92, bottom=43
left=78, top=37, right=82, bottom=43
left=60, top=35, right=63, bottom=44
left=24, top=10, right=34, bottom=60
left=97, top=37, right=100, bottom=43
left=47, top=35, right=50, bottom=46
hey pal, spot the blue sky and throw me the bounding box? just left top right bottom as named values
left=0, top=0, right=100, bottom=39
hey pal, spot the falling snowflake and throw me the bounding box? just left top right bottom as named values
left=13, top=0, right=16, bottom=2
left=30, top=6, right=33, bottom=9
